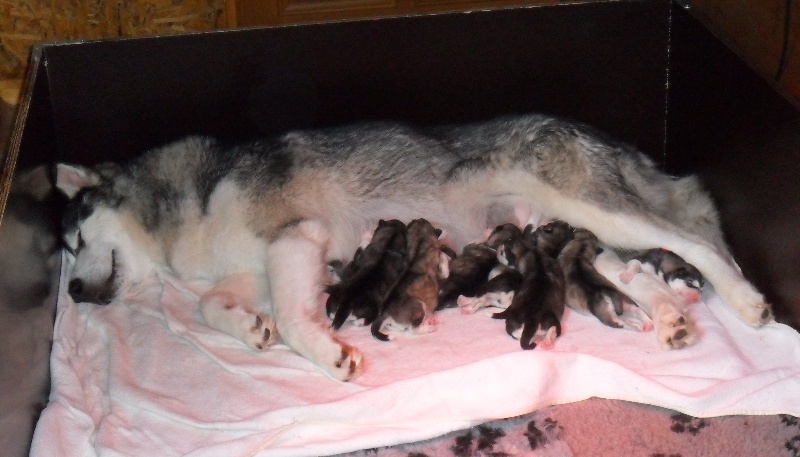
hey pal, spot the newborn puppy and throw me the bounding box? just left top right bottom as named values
left=493, top=223, right=570, bottom=350
left=558, top=229, right=652, bottom=331
left=525, top=220, right=574, bottom=258
left=620, top=248, right=705, bottom=303
left=455, top=224, right=525, bottom=314
left=372, top=219, right=442, bottom=341
left=438, top=242, right=499, bottom=309
left=326, top=219, right=408, bottom=329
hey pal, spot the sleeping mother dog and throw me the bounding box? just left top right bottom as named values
left=55, top=113, right=772, bottom=381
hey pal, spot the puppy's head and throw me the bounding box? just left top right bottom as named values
left=484, top=223, right=523, bottom=250
left=530, top=220, right=574, bottom=257
left=57, top=164, right=158, bottom=305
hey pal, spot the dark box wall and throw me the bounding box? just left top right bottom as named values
left=10, top=0, right=672, bottom=170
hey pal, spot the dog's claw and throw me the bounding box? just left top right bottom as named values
left=332, top=343, right=363, bottom=381
left=247, top=313, right=277, bottom=350
left=721, top=282, right=774, bottom=328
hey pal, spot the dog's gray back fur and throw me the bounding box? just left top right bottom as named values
left=65, top=114, right=722, bottom=259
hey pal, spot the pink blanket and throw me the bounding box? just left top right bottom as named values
left=31, top=256, right=800, bottom=456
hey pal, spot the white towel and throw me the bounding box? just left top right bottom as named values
left=31, top=257, right=800, bottom=457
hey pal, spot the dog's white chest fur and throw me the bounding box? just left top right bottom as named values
left=170, top=180, right=268, bottom=282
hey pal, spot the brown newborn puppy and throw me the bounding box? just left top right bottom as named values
left=372, top=218, right=442, bottom=341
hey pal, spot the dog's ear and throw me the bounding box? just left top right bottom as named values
left=55, top=163, right=101, bottom=198
left=434, top=228, right=442, bottom=238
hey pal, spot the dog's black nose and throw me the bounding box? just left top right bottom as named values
left=68, top=278, right=84, bottom=299
left=68, top=278, right=112, bottom=304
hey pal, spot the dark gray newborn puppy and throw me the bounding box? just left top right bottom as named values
left=493, top=221, right=572, bottom=350
left=558, top=229, right=652, bottom=331
left=326, top=219, right=408, bottom=329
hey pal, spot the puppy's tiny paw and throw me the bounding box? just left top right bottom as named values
left=457, top=295, right=485, bottom=314
left=246, top=314, right=278, bottom=350
left=413, top=319, right=438, bottom=335
left=619, top=261, right=640, bottom=284
left=619, top=270, right=637, bottom=284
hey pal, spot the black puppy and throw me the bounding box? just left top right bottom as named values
left=437, top=242, right=499, bottom=309
left=456, top=224, right=525, bottom=314
left=326, top=219, right=408, bottom=329
left=492, top=221, right=573, bottom=349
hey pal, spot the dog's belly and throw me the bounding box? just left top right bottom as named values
left=321, top=193, right=532, bottom=262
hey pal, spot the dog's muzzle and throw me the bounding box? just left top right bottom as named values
left=67, top=278, right=115, bottom=304
left=67, top=250, right=118, bottom=304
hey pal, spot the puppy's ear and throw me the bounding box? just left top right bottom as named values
left=434, top=228, right=442, bottom=238
left=55, top=163, right=101, bottom=198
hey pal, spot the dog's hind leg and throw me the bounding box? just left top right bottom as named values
left=594, top=249, right=695, bottom=349
left=265, top=220, right=363, bottom=381
left=199, top=272, right=278, bottom=350
left=524, top=186, right=773, bottom=328
left=593, top=214, right=770, bottom=328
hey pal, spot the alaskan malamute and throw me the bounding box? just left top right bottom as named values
left=56, top=113, right=773, bottom=381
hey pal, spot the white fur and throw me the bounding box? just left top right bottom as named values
left=594, top=249, right=695, bottom=349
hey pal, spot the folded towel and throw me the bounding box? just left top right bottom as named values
left=31, top=256, right=800, bottom=456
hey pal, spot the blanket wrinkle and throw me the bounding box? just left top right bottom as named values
left=30, top=257, right=800, bottom=457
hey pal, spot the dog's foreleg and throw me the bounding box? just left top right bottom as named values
left=199, top=272, right=278, bottom=349
left=266, top=220, right=363, bottom=381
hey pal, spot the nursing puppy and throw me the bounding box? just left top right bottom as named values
left=57, top=113, right=772, bottom=381
left=326, top=219, right=408, bottom=329
left=492, top=222, right=572, bottom=349
left=620, top=248, right=705, bottom=303
left=456, top=224, right=525, bottom=314
left=558, top=228, right=652, bottom=331
left=371, top=219, right=442, bottom=340
left=438, top=243, right=499, bottom=308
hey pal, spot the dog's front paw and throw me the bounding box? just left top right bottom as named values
left=245, top=314, right=278, bottom=350
left=330, top=343, right=363, bottom=381
left=723, top=283, right=773, bottom=327
left=656, top=310, right=696, bottom=349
